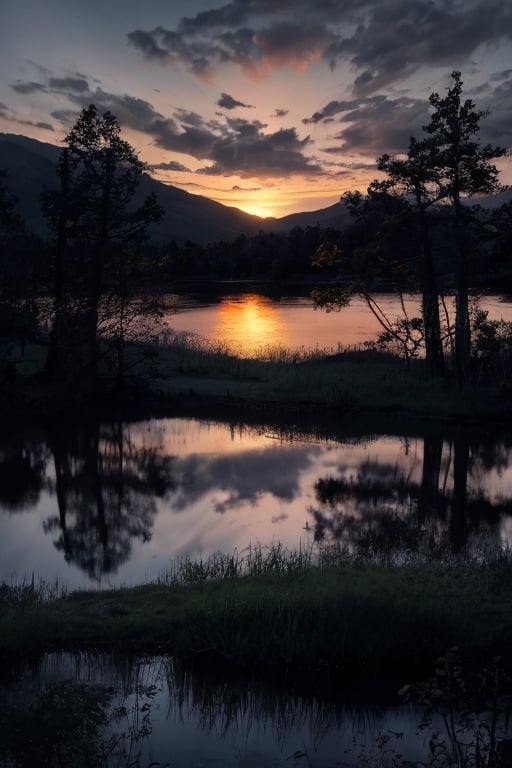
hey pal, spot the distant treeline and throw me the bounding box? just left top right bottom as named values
left=2, top=213, right=511, bottom=295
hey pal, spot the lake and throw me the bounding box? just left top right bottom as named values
left=4, top=291, right=512, bottom=766
left=2, top=414, right=511, bottom=590
left=162, top=291, right=512, bottom=356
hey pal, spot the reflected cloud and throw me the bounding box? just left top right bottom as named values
left=168, top=444, right=318, bottom=513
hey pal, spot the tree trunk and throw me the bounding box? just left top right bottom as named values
left=449, top=432, right=469, bottom=552
left=453, top=200, right=472, bottom=389
left=418, top=205, right=445, bottom=377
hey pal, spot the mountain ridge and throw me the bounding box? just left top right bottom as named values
left=1, top=133, right=509, bottom=245
left=0, top=133, right=347, bottom=244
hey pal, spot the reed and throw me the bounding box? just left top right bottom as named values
left=2, top=545, right=512, bottom=683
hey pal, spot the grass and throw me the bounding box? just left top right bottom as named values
left=3, top=331, right=510, bottom=424
left=2, top=544, right=512, bottom=684
left=126, top=333, right=510, bottom=421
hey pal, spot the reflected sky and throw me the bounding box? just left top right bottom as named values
left=1, top=418, right=512, bottom=589
left=2, top=652, right=442, bottom=768
left=166, top=294, right=512, bottom=356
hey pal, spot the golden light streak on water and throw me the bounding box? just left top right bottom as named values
left=210, top=293, right=287, bottom=356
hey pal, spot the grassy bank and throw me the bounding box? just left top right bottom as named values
left=3, top=334, right=511, bottom=423
left=3, top=546, right=512, bottom=684
left=137, top=335, right=510, bottom=422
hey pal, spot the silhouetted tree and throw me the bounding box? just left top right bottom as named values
left=45, top=420, right=175, bottom=580
left=423, top=73, right=506, bottom=385
left=386, top=73, right=505, bottom=386
left=41, top=105, right=163, bottom=392
left=0, top=170, right=42, bottom=368
left=375, top=138, right=446, bottom=377
left=0, top=169, right=22, bottom=238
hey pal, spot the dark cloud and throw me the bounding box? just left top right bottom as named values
left=303, top=97, right=377, bottom=124
left=10, top=81, right=46, bottom=95
left=322, top=96, right=430, bottom=155
left=197, top=122, right=321, bottom=178
left=51, top=81, right=318, bottom=177
left=166, top=444, right=317, bottom=515
left=232, top=184, right=262, bottom=191
left=217, top=92, right=254, bottom=110
left=326, top=0, right=512, bottom=96
left=272, top=108, right=289, bottom=118
left=49, top=77, right=89, bottom=92
left=478, top=76, right=512, bottom=148
left=150, top=160, right=191, bottom=172
left=310, top=72, right=512, bottom=159
left=128, top=1, right=512, bottom=95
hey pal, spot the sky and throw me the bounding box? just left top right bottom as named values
left=1, top=0, right=512, bottom=218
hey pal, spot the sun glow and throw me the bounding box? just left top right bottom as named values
left=211, top=294, right=287, bottom=356
left=239, top=203, right=273, bottom=218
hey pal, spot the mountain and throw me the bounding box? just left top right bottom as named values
left=0, top=132, right=352, bottom=244
left=1, top=133, right=509, bottom=245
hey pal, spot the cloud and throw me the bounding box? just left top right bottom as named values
left=166, top=444, right=317, bottom=515
left=149, top=160, right=191, bottom=172
left=217, top=92, right=254, bottom=110
left=272, top=108, right=289, bottom=118
left=325, top=0, right=512, bottom=96
left=49, top=82, right=319, bottom=178
left=10, top=81, right=46, bottom=95
left=127, top=1, right=512, bottom=95
left=306, top=70, right=512, bottom=161
left=324, top=96, right=431, bottom=155
left=49, top=77, right=89, bottom=92
left=197, top=121, right=321, bottom=178
left=232, top=184, right=263, bottom=191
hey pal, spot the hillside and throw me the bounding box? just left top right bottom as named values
left=1, top=133, right=509, bottom=245
left=0, top=133, right=350, bottom=245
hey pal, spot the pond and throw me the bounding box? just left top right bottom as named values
left=3, top=650, right=509, bottom=767
left=2, top=414, right=512, bottom=590
left=163, top=291, right=512, bottom=356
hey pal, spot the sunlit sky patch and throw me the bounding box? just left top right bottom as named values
left=2, top=0, right=511, bottom=217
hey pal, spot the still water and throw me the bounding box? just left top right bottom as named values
left=2, top=415, right=512, bottom=590
left=1, top=651, right=462, bottom=767
left=163, top=292, right=512, bottom=356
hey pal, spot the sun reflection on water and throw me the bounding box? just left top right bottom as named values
left=211, top=293, right=287, bottom=356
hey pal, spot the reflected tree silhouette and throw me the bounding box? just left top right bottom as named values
left=44, top=420, right=175, bottom=581
left=308, top=434, right=512, bottom=557
left=0, top=433, right=49, bottom=512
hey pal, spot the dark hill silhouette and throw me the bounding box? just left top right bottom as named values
left=0, top=133, right=509, bottom=245
left=0, top=133, right=353, bottom=243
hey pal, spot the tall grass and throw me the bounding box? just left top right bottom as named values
left=158, top=542, right=316, bottom=586
left=0, top=574, right=66, bottom=608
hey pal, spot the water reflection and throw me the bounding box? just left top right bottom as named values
left=1, top=418, right=512, bottom=587
left=44, top=422, right=176, bottom=580
left=4, top=651, right=512, bottom=767
left=308, top=432, right=512, bottom=556
left=211, top=293, right=286, bottom=355
left=0, top=652, right=434, bottom=768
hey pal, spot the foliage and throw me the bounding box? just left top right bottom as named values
left=0, top=175, right=45, bottom=380
left=41, top=105, right=164, bottom=391
left=471, top=308, right=512, bottom=386
left=0, top=675, right=163, bottom=768
left=399, top=648, right=512, bottom=767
